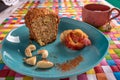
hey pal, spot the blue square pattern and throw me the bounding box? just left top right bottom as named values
left=117, top=38, right=120, bottom=40
left=106, top=60, right=116, bottom=66
left=113, top=72, right=120, bottom=80
left=0, top=64, right=5, bottom=70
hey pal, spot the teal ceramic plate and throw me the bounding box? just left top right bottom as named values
left=1, top=17, right=109, bottom=78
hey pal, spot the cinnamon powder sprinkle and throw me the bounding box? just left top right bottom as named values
left=57, top=55, right=83, bottom=72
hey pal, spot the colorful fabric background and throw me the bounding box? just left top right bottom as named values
left=0, top=0, right=120, bottom=80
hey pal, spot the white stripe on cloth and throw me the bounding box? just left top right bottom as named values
left=69, top=75, right=77, bottom=80
left=15, top=78, right=23, bottom=80
left=87, top=74, right=97, bottom=80
left=102, top=66, right=113, bottom=73
left=33, top=77, right=60, bottom=80
left=112, top=20, right=120, bottom=26
left=105, top=73, right=116, bottom=80
left=0, top=78, right=6, bottom=80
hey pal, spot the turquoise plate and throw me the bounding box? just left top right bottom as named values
left=1, top=17, right=109, bottom=78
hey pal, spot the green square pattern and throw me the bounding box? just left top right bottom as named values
left=105, top=0, right=120, bottom=9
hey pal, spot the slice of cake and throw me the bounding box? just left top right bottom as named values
left=25, top=8, right=60, bottom=46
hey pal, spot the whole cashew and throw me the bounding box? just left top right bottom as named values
left=24, top=56, right=36, bottom=65
left=25, top=44, right=36, bottom=57
left=38, top=50, right=48, bottom=59
left=37, top=50, right=54, bottom=68
left=36, top=60, right=54, bottom=68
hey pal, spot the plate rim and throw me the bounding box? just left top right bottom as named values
left=1, top=17, right=109, bottom=78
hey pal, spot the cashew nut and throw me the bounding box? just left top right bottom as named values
left=25, top=44, right=36, bottom=57
left=24, top=56, right=36, bottom=65
left=37, top=50, right=54, bottom=68
left=36, top=60, right=54, bottom=68
left=38, top=50, right=48, bottom=59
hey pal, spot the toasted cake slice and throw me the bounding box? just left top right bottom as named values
left=25, top=8, right=60, bottom=46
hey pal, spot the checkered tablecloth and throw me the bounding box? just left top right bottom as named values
left=0, top=0, right=120, bottom=80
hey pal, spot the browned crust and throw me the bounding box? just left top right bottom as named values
left=24, top=8, right=60, bottom=46
left=25, top=8, right=59, bottom=28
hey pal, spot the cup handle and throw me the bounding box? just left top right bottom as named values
left=109, top=8, right=120, bottom=21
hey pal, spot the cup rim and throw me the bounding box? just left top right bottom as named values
left=83, top=3, right=111, bottom=12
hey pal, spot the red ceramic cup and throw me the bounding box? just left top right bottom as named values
left=82, top=4, right=120, bottom=28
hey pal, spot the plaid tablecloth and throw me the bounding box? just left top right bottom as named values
left=0, top=0, right=120, bottom=80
